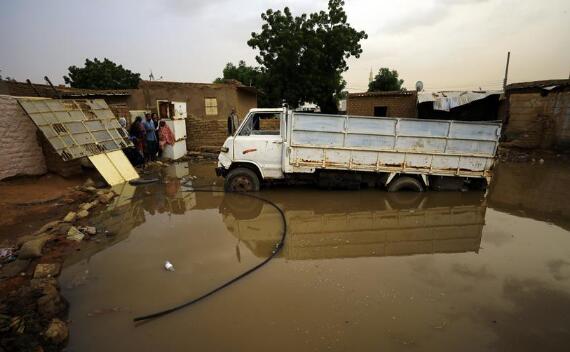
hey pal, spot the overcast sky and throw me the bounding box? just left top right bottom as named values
left=1, top=0, right=568, bottom=92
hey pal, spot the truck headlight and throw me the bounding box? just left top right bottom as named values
left=220, top=146, right=229, bottom=153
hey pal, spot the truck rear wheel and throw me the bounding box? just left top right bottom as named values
left=225, top=167, right=260, bottom=192
left=387, top=176, right=424, bottom=192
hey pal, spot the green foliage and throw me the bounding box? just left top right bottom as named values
left=248, top=0, right=367, bottom=113
left=368, top=68, right=405, bottom=92
left=213, top=60, right=262, bottom=86
left=214, top=60, right=274, bottom=107
left=63, top=58, right=141, bottom=89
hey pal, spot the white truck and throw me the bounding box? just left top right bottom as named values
left=216, top=107, right=501, bottom=192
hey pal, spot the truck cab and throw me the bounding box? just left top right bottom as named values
left=217, top=108, right=287, bottom=191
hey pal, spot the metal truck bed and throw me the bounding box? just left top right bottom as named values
left=287, top=113, right=501, bottom=178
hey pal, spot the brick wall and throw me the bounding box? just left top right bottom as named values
left=186, top=116, right=228, bottom=150
left=40, top=136, right=83, bottom=177
left=0, top=95, right=47, bottom=180
left=0, top=81, right=58, bottom=98
left=505, top=90, right=570, bottom=149
left=347, top=92, right=417, bottom=117
left=259, top=118, right=280, bottom=131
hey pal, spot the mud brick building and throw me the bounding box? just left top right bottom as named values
left=504, top=79, right=570, bottom=149
left=126, top=80, right=257, bottom=150
left=0, top=79, right=256, bottom=179
left=0, top=95, right=47, bottom=180
left=347, top=91, right=417, bottom=118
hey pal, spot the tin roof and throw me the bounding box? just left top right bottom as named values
left=506, top=79, right=570, bottom=91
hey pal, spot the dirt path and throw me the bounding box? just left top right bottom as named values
left=0, top=173, right=89, bottom=243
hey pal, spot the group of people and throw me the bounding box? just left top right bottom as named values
left=119, top=112, right=175, bottom=165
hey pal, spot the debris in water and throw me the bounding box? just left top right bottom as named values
left=67, top=227, right=85, bottom=242
left=0, top=247, right=16, bottom=263
left=164, top=261, right=175, bottom=272
left=79, top=226, right=97, bottom=235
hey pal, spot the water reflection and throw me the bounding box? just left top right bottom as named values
left=489, top=162, right=570, bottom=229
left=59, top=161, right=570, bottom=352
left=75, top=161, right=489, bottom=265
left=71, top=161, right=570, bottom=266
left=220, top=192, right=487, bottom=260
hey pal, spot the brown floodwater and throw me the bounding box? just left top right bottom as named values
left=60, top=160, right=570, bottom=351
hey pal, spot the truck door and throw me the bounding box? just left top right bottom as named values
left=233, top=111, right=283, bottom=179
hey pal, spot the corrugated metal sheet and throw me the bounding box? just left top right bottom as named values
left=18, top=98, right=132, bottom=160
left=88, top=150, right=139, bottom=186
left=506, top=79, right=570, bottom=91
left=418, top=91, right=502, bottom=111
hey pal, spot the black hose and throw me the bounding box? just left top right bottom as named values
left=129, top=178, right=160, bottom=185
left=132, top=188, right=287, bottom=323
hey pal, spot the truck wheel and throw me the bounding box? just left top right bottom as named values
left=225, top=167, right=260, bottom=192
left=387, top=176, right=424, bottom=192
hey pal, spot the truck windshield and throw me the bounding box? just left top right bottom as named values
left=239, top=112, right=281, bottom=136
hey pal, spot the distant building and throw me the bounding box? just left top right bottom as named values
left=295, top=102, right=320, bottom=113
left=127, top=80, right=257, bottom=150
left=504, top=79, right=570, bottom=149
left=347, top=90, right=418, bottom=118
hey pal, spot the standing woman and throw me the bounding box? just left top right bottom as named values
left=129, top=116, right=146, bottom=159
left=158, top=120, right=175, bottom=155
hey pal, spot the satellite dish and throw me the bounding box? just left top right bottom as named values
left=415, top=81, right=424, bottom=92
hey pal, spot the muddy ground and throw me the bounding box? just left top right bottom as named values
left=2, top=153, right=570, bottom=351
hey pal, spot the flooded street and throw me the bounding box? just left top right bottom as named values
left=60, top=161, right=570, bottom=351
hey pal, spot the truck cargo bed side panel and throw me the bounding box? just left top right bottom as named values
left=288, top=113, right=501, bottom=178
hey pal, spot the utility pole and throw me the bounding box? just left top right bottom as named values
left=503, top=51, right=510, bottom=90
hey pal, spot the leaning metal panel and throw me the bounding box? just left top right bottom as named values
left=18, top=98, right=133, bottom=161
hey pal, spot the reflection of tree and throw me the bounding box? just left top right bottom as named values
left=220, top=192, right=487, bottom=260
left=476, top=278, right=570, bottom=352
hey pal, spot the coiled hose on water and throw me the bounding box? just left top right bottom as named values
left=132, top=187, right=287, bottom=323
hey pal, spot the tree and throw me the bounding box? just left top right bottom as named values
left=214, top=60, right=275, bottom=107
left=63, top=58, right=141, bottom=89
left=248, top=0, right=367, bottom=113
left=213, top=60, right=262, bottom=86
left=368, top=68, right=405, bottom=92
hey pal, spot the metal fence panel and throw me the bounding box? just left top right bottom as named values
left=18, top=98, right=132, bottom=161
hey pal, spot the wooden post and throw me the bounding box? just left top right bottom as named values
left=503, top=51, right=511, bottom=90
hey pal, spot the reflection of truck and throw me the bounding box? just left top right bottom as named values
left=216, top=108, right=501, bottom=192
left=220, top=192, right=486, bottom=259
